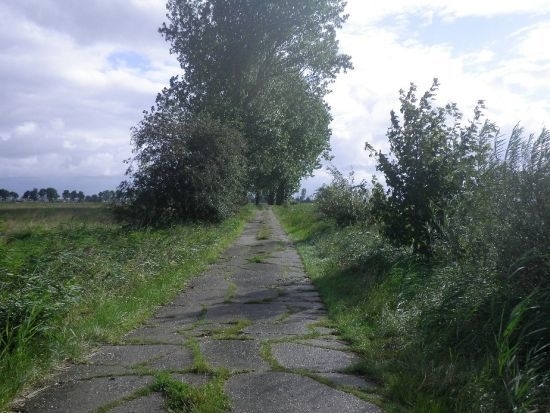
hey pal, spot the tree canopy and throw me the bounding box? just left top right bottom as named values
left=160, top=0, right=351, bottom=111
left=0, top=189, right=18, bottom=201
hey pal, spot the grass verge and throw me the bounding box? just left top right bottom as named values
left=0, top=203, right=254, bottom=410
left=275, top=204, right=550, bottom=412
left=274, top=204, right=431, bottom=412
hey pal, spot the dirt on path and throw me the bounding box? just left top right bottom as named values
left=13, top=209, right=382, bottom=413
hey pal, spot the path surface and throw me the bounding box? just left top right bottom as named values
left=15, top=209, right=382, bottom=413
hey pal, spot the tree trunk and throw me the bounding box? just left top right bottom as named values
left=275, top=184, right=287, bottom=205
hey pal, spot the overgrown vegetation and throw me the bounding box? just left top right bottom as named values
left=315, top=167, right=371, bottom=227
left=0, top=203, right=253, bottom=410
left=276, top=81, right=549, bottom=412
left=120, top=113, right=246, bottom=224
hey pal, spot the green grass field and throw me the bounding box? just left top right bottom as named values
left=0, top=203, right=254, bottom=410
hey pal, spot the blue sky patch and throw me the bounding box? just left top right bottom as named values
left=382, top=13, right=540, bottom=57
left=108, top=50, right=151, bottom=71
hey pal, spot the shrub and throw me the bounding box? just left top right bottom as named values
left=368, top=79, right=497, bottom=256
left=315, top=167, right=371, bottom=226
left=119, top=112, right=246, bottom=225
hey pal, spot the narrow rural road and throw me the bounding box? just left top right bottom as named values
left=15, top=209, right=382, bottom=413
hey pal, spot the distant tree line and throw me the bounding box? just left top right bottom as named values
left=0, top=189, right=19, bottom=202
left=0, top=188, right=117, bottom=203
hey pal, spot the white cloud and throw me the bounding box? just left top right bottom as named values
left=15, top=122, right=38, bottom=135
left=345, top=0, right=549, bottom=26
left=0, top=0, right=180, bottom=187
left=511, top=22, right=550, bottom=67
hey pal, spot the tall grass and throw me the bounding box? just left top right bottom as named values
left=0, top=204, right=254, bottom=409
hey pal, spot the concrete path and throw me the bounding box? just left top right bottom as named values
left=14, top=209, right=382, bottom=413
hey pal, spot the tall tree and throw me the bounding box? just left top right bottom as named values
left=124, top=0, right=351, bottom=221
left=98, top=190, right=115, bottom=202
left=29, top=188, right=39, bottom=201
left=45, top=187, right=59, bottom=202
left=245, top=73, right=332, bottom=204
left=0, top=189, right=17, bottom=201
left=38, top=188, right=47, bottom=201
left=160, top=0, right=350, bottom=202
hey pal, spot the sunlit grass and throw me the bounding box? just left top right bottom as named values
left=152, top=370, right=231, bottom=413
left=247, top=252, right=269, bottom=263
left=275, top=205, right=434, bottom=412
left=0, top=202, right=113, bottom=234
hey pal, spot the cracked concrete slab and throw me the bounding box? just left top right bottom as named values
left=53, top=363, right=133, bottom=383
left=200, top=340, right=269, bottom=371
left=243, top=319, right=314, bottom=338
left=271, top=342, right=360, bottom=373
left=110, top=393, right=165, bottom=413
left=226, top=372, right=382, bottom=413
left=204, top=302, right=288, bottom=323
left=88, top=345, right=181, bottom=367
left=297, top=337, right=350, bottom=351
left=20, top=376, right=153, bottom=413
left=123, top=324, right=186, bottom=345
left=146, top=348, right=194, bottom=371
left=319, top=373, right=378, bottom=391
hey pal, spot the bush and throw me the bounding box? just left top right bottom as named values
left=369, top=79, right=497, bottom=256
left=315, top=167, right=371, bottom=226
left=281, top=81, right=550, bottom=411
left=120, top=112, right=246, bottom=225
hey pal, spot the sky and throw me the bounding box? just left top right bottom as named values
left=1, top=0, right=549, bottom=197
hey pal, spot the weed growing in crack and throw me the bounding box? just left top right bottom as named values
left=197, top=305, right=207, bottom=320
left=247, top=252, right=270, bottom=264
left=259, top=342, right=285, bottom=372
left=212, top=319, right=252, bottom=340
left=152, top=371, right=231, bottom=413
left=223, top=282, right=237, bottom=303
left=256, top=226, right=272, bottom=240
left=185, top=338, right=211, bottom=375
